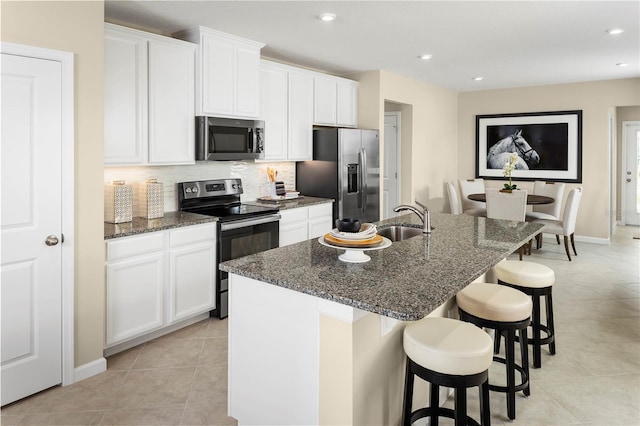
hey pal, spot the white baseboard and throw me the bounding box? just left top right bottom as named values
left=73, top=357, right=106, bottom=383
left=541, top=234, right=609, bottom=245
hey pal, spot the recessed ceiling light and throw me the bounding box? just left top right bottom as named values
left=319, top=13, right=336, bottom=22
left=472, top=76, right=484, bottom=81
left=607, top=28, right=624, bottom=35
left=419, top=54, right=433, bottom=60
left=616, top=62, right=629, bottom=67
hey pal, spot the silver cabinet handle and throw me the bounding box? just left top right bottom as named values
left=45, top=235, right=59, bottom=246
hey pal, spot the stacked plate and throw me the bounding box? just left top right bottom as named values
left=324, top=223, right=383, bottom=248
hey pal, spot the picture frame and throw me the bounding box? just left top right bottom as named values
left=475, top=110, right=582, bottom=183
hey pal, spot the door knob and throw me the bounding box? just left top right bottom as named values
left=628, top=178, right=632, bottom=183
left=45, top=235, right=59, bottom=246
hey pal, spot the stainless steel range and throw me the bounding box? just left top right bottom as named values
left=178, top=178, right=280, bottom=318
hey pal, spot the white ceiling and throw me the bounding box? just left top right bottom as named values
left=105, top=0, right=640, bottom=92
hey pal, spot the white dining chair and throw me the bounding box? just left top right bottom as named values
left=525, top=181, right=565, bottom=221
left=458, top=179, right=487, bottom=217
left=486, top=188, right=529, bottom=259
left=446, top=182, right=463, bottom=215
left=532, top=187, right=583, bottom=261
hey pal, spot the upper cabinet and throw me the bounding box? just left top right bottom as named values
left=104, top=23, right=196, bottom=166
left=259, top=60, right=313, bottom=162
left=175, top=27, right=264, bottom=119
left=314, top=74, right=358, bottom=128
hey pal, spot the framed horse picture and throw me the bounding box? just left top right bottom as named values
left=475, top=110, right=582, bottom=183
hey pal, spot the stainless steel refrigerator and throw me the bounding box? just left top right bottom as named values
left=296, top=128, right=380, bottom=223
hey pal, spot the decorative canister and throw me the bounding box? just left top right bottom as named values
left=105, top=180, right=133, bottom=223
left=134, top=178, right=164, bottom=219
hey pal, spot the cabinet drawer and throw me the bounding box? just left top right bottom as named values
left=279, top=207, right=308, bottom=224
left=170, top=223, right=217, bottom=248
left=106, top=232, right=165, bottom=261
left=308, top=203, right=332, bottom=219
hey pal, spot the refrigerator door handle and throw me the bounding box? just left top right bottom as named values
left=359, top=147, right=367, bottom=213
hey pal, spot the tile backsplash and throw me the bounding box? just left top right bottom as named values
left=105, top=161, right=296, bottom=213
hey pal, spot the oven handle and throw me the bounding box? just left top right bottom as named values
left=219, top=213, right=281, bottom=231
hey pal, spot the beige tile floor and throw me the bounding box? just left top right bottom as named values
left=2, top=226, right=639, bottom=425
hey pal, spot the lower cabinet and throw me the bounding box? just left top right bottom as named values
left=279, top=203, right=333, bottom=247
left=105, top=223, right=217, bottom=348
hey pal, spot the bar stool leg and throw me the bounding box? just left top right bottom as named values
left=546, top=293, right=556, bottom=355
left=430, top=383, right=440, bottom=426
left=454, top=387, right=467, bottom=426
left=480, top=379, right=491, bottom=426
left=505, top=329, right=516, bottom=420
left=402, top=361, right=414, bottom=426
left=532, top=295, right=542, bottom=368
left=520, top=326, right=530, bottom=396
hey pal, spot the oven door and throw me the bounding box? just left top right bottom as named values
left=217, top=214, right=280, bottom=318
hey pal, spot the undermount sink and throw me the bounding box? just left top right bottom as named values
left=377, top=225, right=423, bottom=242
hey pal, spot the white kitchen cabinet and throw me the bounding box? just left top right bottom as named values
left=168, top=225, right=217, bottom=323
left=260, top=62, right=288, bottom=161
left=105, top=233, right=165, bottom=346
left=336, top=79, right=358, bottom=127
left=308, top=203, right=334, bottom=239
left=176, top=26, right=264, bottom=118
left=104, top=23, right=196, bottom=166
left=279, top=203, right=333, bottom=247
left=259, top=60, right=313, bottom=162
left=105, top=223, right=217, bottom=348
left=287, top=70, right=314, bottom=161
left=314, top=75, right=358, bottom=128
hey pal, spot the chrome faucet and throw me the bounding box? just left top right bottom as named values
left=393, top=199, right=432, bottom=234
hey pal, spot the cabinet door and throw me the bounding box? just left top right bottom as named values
left=260, top=63, right=288, bottom=161
left=287, top=71, right=314, bottom=161
left=308, top=203, right=333, bottom=239
left=148, top=39, right=196, bottom=164
left=106, top=253, right=164, bottom=346
left=201, top=35, right=234, bottom=116
left=337, top=80, right=358, bottom=127
left=314, top=76, right=337, bottom=126
left=279, top=207, right=309, bottom=247
left=235, top=43, right=261, bottom=118
left=169, top=242, right=216, bottom=322
left=104, top=28, right=148, bottom=165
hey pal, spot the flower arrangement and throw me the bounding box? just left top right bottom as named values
left=502, top=152, right=519, bottom=190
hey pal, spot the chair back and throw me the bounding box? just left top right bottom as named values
left=446, top=182, right=462, bottom=215
left=486, top=188, right=528, bottom=221
left=561, top=187, right=582, bottom=235
left=458, top=179, right=486, bottom=211
left=532, top=181, right=565, bottom=218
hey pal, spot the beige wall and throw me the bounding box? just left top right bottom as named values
left=458, top=78, right=640, bottom=240
left=353, top=70, right=459, bottom=213
left=1, top=1, right=105, bottom=366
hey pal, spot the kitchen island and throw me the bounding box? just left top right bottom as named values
left=220, top=212, right=543, bottom=425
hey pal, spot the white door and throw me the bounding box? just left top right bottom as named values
left=383, top=112, right=400, bottom=219
left=1, top=53, right=63, bottom=405
left=623, top=122, right=640, bottom=226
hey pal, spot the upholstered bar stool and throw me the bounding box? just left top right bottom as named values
left=494, top=260, right=556, bottom=368
left=457, top=283, right=532, bottom=421
left=402, top=317, right=493, bottom=426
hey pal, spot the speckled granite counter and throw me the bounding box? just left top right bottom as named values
left=220, top=212, right=543, bottom=321
left=104, top=211, right=218, bottom=240
left=245, top=195, right=333, bottom=210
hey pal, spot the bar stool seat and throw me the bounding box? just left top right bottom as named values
left=402, top=317, right=493, bottom=426
left=494, top=260, right=556, bottom=369
left=457, top=283, right=532, bottom=421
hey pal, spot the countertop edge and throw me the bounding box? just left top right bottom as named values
left=104, top=212, right=218, bottom=240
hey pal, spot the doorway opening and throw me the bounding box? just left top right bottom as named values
left=383, top=101, right=412, bottom=219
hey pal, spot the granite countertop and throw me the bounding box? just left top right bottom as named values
left=104, top=211, right=218, bottom=240
left=219, top=212, right=543, bottom=321
left=245, top=196, right=334, bottom=210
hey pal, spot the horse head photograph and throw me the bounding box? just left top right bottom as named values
left=487, top=129, right=540, bottom=170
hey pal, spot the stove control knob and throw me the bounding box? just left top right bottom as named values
left=185, top=187, right=192, bottom=193
left=192, top=187, right=198, bottom=193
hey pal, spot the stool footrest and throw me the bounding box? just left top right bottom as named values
left=489, top=356, right=530, bottom=395
left=517, top=324, right=554, bottom=347
left=410, top=407, right=481, bottom=426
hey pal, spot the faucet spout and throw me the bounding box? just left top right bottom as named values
left=393, top=199, right=432, bottom=234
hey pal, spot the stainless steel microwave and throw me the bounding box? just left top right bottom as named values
left=196, top=116, right=265, bottom=161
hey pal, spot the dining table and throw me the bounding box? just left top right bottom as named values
left=468, top=193, right=554, bottom=205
